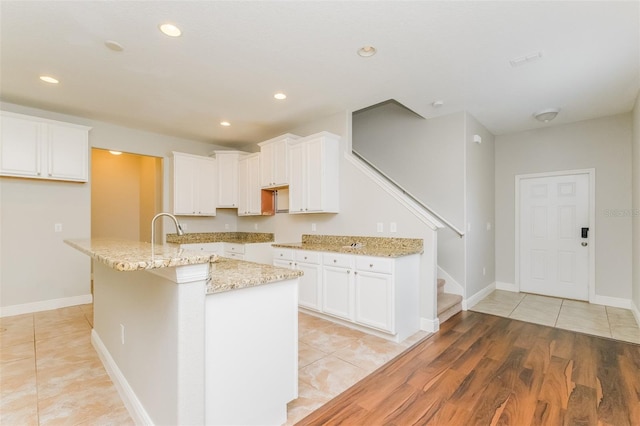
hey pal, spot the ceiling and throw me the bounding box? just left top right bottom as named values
left=1, top=1, right=638, bottom=146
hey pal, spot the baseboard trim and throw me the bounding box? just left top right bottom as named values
left=420, top=317, right=440, bottom=333
left=91, top=330, right=153, bottom=426
left=590, top=294, right=632, bottom=310
left=495, top=281, right=519, bottom=292
left=465, top=282, right=496, bottom=310
left=0, top=294, right=93, bottom=317
left=631, top=300, right=640, bottom=327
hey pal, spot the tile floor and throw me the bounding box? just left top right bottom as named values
left=471, top=290, right=640, bottom=344
left=0, top=305, right=429, bottom=425
left=0, top=304, right=132, bottom=425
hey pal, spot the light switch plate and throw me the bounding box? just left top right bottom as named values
left=54, top=223, right=62, bottom=232
left=376, top=222, right=384, bottom=232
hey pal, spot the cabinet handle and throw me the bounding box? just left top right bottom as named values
left=370, top=264, right=374, bottom=268
left=304, top=256, right=308, bottom=260
left=354, top=271, right=358, bottom=275
left=348, top=270, right=351, bottom=274
left=280, top=253, right=283, bottom=257
left=333, top=259, right=337, bottom=263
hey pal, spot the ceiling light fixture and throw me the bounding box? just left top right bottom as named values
left=159, top=23, right=182, bottom=37
left=357, top=46, right=377, bottom=57
left=109, top=151, right=123, bottom=156
left=534, top=108, right=560, bottom=123
left=220, top=121, right=231, bottom=127
left=274, top=92, right=287, bottom=100
left=104, top=40, right=124, bottom=52
left=39, top=75, right=59, bottom=84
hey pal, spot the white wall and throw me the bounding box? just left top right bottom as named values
left=632, top=91, right=640, bottom=316
left=0, top=102, right=231, bottom=311
left=464, top=113, right=495, bottom=299
left=495, top=113, right=633, bottom=300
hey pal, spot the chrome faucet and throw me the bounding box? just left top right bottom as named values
left=151, top=212, right=184, bottom=245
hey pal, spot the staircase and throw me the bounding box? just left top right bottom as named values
left=437, top=278, right=463, bottom=324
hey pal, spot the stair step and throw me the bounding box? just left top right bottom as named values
left=437, top=278, right=445, bottom=294
left=437, top=292, right=463, bottom=324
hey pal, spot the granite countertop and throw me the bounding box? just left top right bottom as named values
left=207, top=257, right=302, bottom=294
left=272, top=234, right=424, bottom=257
left=65, top=238, right=216, bottom=272
left=166, top=232, right=274, bottom=245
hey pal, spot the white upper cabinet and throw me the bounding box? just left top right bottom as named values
left=0, top=111, right=91, bottom=182
left=238, top=153, right=262, bottom=216
left=288, top=132, right=340, bottom=214
left=258, top=133, right=299, bottom=188
left=173, top=152, right=217, bottom=216
left=213, top=151, right=246, bottom=208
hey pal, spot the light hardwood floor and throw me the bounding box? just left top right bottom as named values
left=298, top=310, right=640, bottom=425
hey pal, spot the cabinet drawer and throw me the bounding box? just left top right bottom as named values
left=295, top=250, right=320, bottom=264
left=225, top=252, right=245, bottom=260
left=323, top=252, right=353, bottom=269
left=356, top=256, right=393, bottom=274
left=273, top=248, right=294, bottom=261
left=225, top=243, right=245, bottom=254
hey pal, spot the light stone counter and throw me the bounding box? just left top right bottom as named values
left=65, top=238, right=215, bottom=271
left=207, top=257, right=302, bottom=294
left=272, top=234, right=423, bottom=258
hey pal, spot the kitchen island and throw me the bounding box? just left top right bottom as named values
left=65, top=238, right=302, bottom=426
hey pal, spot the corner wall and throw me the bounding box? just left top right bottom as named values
left=632, top=91, right=640, bottom=319
left=495, top=113, right=633, bottom=301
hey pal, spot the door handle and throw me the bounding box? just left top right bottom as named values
left=582, top=242, right=588, bottom=247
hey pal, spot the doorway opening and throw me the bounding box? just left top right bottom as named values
left=91, top=149, right=163, bottom=243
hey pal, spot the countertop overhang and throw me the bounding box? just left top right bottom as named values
left=272, top=234, right=424, bottom=257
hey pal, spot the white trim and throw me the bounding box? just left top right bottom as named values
left=631, top=300, right=640, bottom=327
left=344, top=153, right=445, bottom=231
left=148, top=263, right=209, bottom=283
left=420, top=316, right=440, bottom=333
left=495, top=281, right=519, bottom=292
left=91, top=330, right=154, bottom=426
left=591, top=294, right=632, bottom=310
left=465, top=282, right=496, bottom=309
left=515, top=168, right=596, bottom=302
left=437, top=266, right=464, bottom=297
left=0, top=294, right=93, bottom=317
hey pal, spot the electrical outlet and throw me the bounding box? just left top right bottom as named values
left=483, top=267, right=486, bottom=276
left=377, top=222, right=384, bottom=233
left=390, top=222, right=397, bottom=233
left=120, top=324, right=125, bottom=345
left=54, top=223, right=62, bottom=232
left=311, top=223, right=317, bottom=232
left=181, top=223, right=188, bottom=231
left=486, top=222, right=492, bottom=231
left=254, top=223, right=258, bottom=230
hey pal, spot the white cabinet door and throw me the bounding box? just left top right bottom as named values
left=296, top=261, right=321, bottom=312
left=196, top=158, right=217, bottom=215
left=354, top=270, right=394, bottom=333
left=47, top=124, right=88, bottom=181
left=0, top=114, right=41, bottom=177
left=238, top=154, right=261, bottom=216
left=322, top=265, right=353, bottom=320
left=173, top=152, right=216, bottom=216
left=0, top=112, right=90, bottom=182
left=258, top=134, right=298, bottom=188
left=259, top=142, right=275, bottom=187
left=288, top=132, right=339, bottom=214
left=272, top=138, right=289, bottom=186
left=215, top=151, right=245, bottom=208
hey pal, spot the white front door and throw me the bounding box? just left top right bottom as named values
left=519, top=173, right=590, bottom=300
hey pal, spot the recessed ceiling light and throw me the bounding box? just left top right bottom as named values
left=432, top=100, right=444, bottom=108
left=357, top=46, right=377, bottom=57
left=274, top=92, right=287, bottom=100
left=159, top=23, right=182, bottom=37
left=109, top=151, right=123, bottom=156
left=220, top=121, right=231, bottom=127
left=104, top=40, right=124, bottom=52
left=39, top=75, right=59, bottom=84
left=533, top=108, right=560, bottom=123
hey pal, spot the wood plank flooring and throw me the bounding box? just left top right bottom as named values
left=296, top=311, right=640, bottom=426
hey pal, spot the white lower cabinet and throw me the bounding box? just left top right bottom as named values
left=273, top=249, right=419, bottom=342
